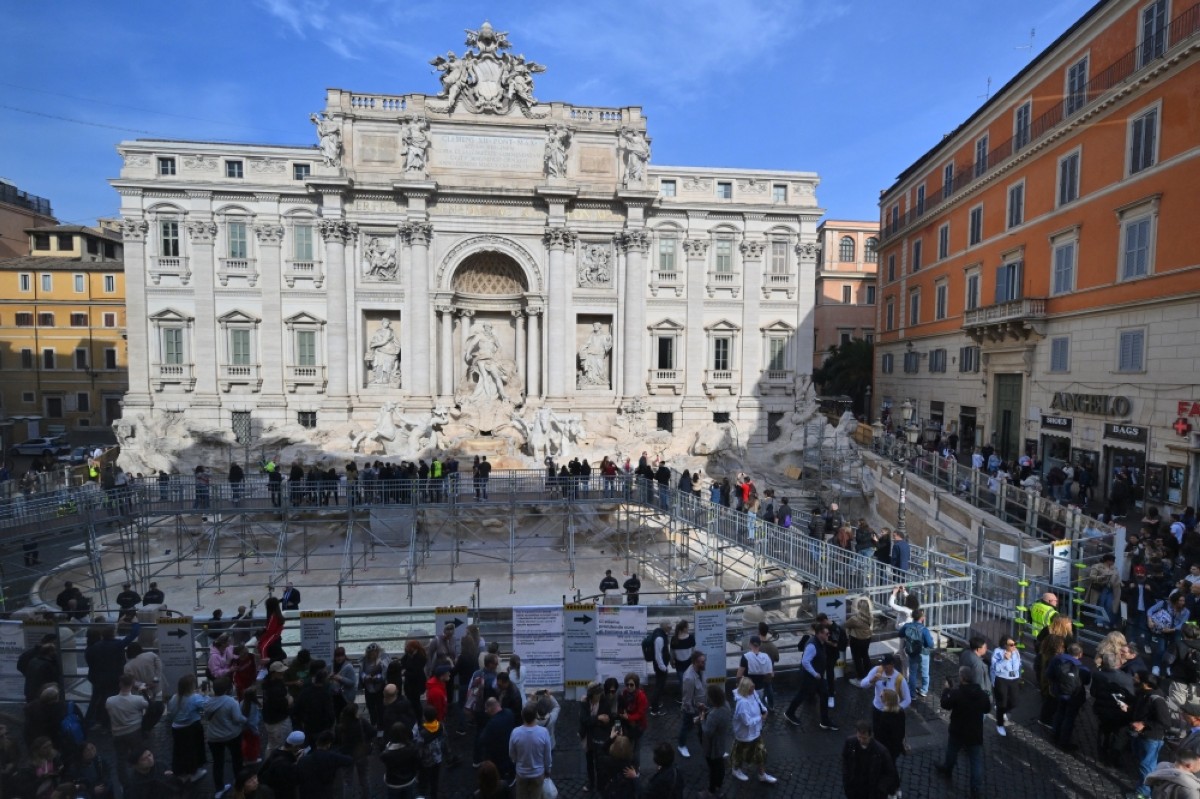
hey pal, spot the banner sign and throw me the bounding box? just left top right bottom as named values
left=693, top=603, right=727, bottom=684
left=512, top=606, right=565, bottom=687
left=299, top=610, right=337, bottom=664
left=563, top=604, right=597, bottom=688
left=595, top=605, right=647, bottom=684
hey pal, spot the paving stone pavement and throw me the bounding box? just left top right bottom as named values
left=11, top=652, right=1140, bottom=798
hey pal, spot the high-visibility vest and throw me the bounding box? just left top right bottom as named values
left=431, top=460, right=443, bottom=478
left=1029, top=600, right=1058, bottom=638
left=263, top=460, right=276, bottom=473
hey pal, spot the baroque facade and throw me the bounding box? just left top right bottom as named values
left=112, top=24, right=823, bottom=472
left=874, top=0, right=1200, bottom=513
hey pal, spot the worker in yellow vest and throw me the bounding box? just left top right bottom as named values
left=1029, top=592, right=1060, bottom=639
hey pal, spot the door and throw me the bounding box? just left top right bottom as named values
left=104, top=397, right=122, bottom=424
left=992, top=374, right=1023, bottom=462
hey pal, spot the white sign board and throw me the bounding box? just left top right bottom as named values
left=595, top=605, right=647, bottom=684
left=434, top=606, right=470, bottom=648
left=0, top=621, right=23, bottom=701
left=300, top=611, right=337, bottom=664
left=157, top=616, right=196, bottom=697
left=693, top=603, right=727, bottom=684
left=512, top=606, right=564, bottom=688
left=563, top=604, right=597, bottom=688
left=1051, top=539, right=1073, bottom=588
left=817, top=589, right=848, bottom=625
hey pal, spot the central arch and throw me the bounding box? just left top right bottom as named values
left=436, top=234, right=544, bottom=294
left=451, top=251, right=528, bottom=297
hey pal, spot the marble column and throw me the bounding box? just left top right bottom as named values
left=118, top=219, right=152, bottom=406
left=318, top=220, right=355, bottom=399
left=438, top=305, right=454, bottom=397
left=683, top=239, right=709, bottom=400
left=254, top=223, right=286, bottom=397
left=544, top=228, right=575, bottom=397
left=402, top=222, right=434, bottom=397
left=739, top=239, right=766, bottom=402
left=459, top=309, right=474, bottom=359
left=526, top=307, right=542, bottom=399
left=186, top=220, right=219, bottom=398
left=795, top=241, right=819, bottom=377
left=513, top=309, right=526, bottom=389
left=619, top=229, right=651, bottom=397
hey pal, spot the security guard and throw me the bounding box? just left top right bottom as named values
left=1029, top=592, right=1060, bottom=639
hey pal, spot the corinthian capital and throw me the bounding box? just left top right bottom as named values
left=682, top=239, right=709, bottom=258
left=318, top=219, right=359, bottom=244
left=185, top=221, right=218, bottom=243
left=739, top=239, right=766, bottom=260
left=794, top=241, right=818, bottom=260
left=120, top=219, right=149, bottom=241
left=401, top=221, right=433, bottom=245
left=543, top=227, right=576, bottom=251
left=253, top=224, right=285, bottom=245
left=618, top=229, right=651, bottom=253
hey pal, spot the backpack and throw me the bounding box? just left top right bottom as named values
left=1172, top=641, right=1200, bottom=683
left=417, top=726, right=443, bottom=767
left=61, top=701, right=85, bottom=745
left=1160, top=695, right=1192, bottom=742
left=464, top=672, right=485, bottom=713
left=855, top=526, right=874, bottom=549
left=642, top=630, right=661, bottom=663
left=1053, top=659, right=1083, bottom=699
left=902, top=623, right=925, bottom=656
left=780, top=508, right=792, bottom=528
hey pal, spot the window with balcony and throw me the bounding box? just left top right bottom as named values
left=839, top=236, right=855, bottom=261
left=938, top=224, right=950, bottom=260
left=228, top=221, right=248, bottom=259
left=225, top=160, right=244, bottom=179
left=714, top=239, right=733, bottom=273
left=767, top=337, right=787, bottom=371
left=929, top=349, right=947, bottom=372
left=293, top=223, right=314, bottom=261
left=974, top=134, right=989, bottom=177
left=712, top=337, right=732, bottom=371
left=995, top=258, right=1023, bottom=304
left=1052, top=235, right=1077, bottom=295
left=70, top=313, right=88, bottom=327
left=229, top=328, right=252, bottom=365
left=150, top=308, right=196, bottom=390
left=916, top=184, right=926, bottom=215
left=935, top=281, right=948, bottom=320
left=942, top=162, right=954, bottom=198
left=1129, top=105, right=1159, bottom=175
left=160, top=221, right=180, bottom=257
left=158, top=157, right=176, bottom=176
left=886, top=254, right=896, bottom=282
left=660, top=179, right=676, bottom=197
left=656, top=336, right=675, bottom=369
left=658, top=237, right=677, bottom=272
left=864, top=237, right=878, bottom=263
left=296, top=331, right=317, bottom=367
left=1050, top=337, right=1070, bottom=372
left=1140, top=0, right=1169, bottom=68
left=908, top=289, right=920, bottom=326
left=1007, top=181, right=1025, bottom=229
left=163, top=328, right=184, bottom=365
left=1066, top=56, right=1089, bottom=115
left=1058, top=150, right=1080, bottom=206
left=889, top=205, right=899, bottom=231
left=1014, top=101, right=1031, bottom=151
left=968, top=205, right=983, bottom=246
left=965, top=268, right=980, bottom=312
left=1118, top=328, right=1146, bottom=372
left=769, top=240, right=788, bottom=273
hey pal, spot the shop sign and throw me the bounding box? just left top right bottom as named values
left=1104, top=423, right=1147, bottom=443
left=1051, top=392, right=1132, bottom=417
left=1041, top=415, right=1072, bottom=431
left=1178, top=401, right=1200, bottom=417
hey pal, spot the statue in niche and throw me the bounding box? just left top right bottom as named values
left=401, top=116, right=430, bottom=173
left=462, top=322, right=519, bottom=404
left=544, top=125, right=571, bottom=179
left=619, top=128, right=650, bottom=187
left=577, top=322, right=613, bottom=389
left=310, top=112, right=342, bottom=167
left=363, top=237, right=397, bottom=280
left=366, top=318, right=402, bottom=386
left=577, top=243, right=611, bottom=287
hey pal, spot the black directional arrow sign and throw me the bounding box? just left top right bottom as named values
left=453, top=617, right=465, bottom=628
left=574, top=615, right=593, bottom=625
left=826, top=599, right=843, bottom=609
left=168, top=628, right=188, bottom=638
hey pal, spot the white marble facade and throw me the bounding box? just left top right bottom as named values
left=112, top=24, right=823, bottom=472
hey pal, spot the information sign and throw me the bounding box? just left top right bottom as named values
left=693, top=603, right=727, bottom=684
left=434, top=606, right=470, bottom=648
left=1050, top=539, right=1073, bottom=588
left=595, top=605, right=646, bottom=684
left=817, top=588, right=848, bottom=624
left=157, top=616, right=196, bottom=698
left=299, top=610, right=337, bottom=664
left=0, top=621, right=23, bottom=701
left=512, top=606, right=564, bottom=687
left=563, top=604, right=597, bottom=688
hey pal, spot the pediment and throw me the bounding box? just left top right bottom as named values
left=148, top=307, right=193, bottom=323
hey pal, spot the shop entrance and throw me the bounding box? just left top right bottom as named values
left=1104, top=446, right=1146, bottom=511
left=992, top=374, right=1023, bottom=462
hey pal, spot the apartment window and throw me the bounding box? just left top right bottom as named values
left=1140, top=0, right=1169, bottom=67
left=911, top=240, right=922, bottom=272
left=1118, top=328, right=1146, bottom=372
left=942, top=162, right=954, bottom=198
left=229, top=328, right=252, bottom=365
left=929, top=349, right=947, bottom=373
left=889, top=205, right=899, bottom=231
left=56, top=234, right=73, bottom=251
left=864, top=237, right=878, bottom=263
left=42, top=349, right=56, bottom=369
left=839, top=236, right=855, bottom=261
left=886, top=254, right=896, bottom=282
left=864, top=331, right=875, bottom=344
left=15, top=312, right=32, bottom=327
left=881, top=353, right=894, bottom=374
left=866, top=285, right=877, bottom=305
left=839, top=331, right=853, bottom=346
left=968, top=205, right=983, bottom=246
left=885, top=299, right=895, bottom=331
left=103, top=241, right=115, bottom=259
left=105, top=349, right=117, bottom=369
left=935, top=281, right=948, bottom=320
left=77, top=392, right=90, bottom=412
left=1066, top=56, right=1089, bottom=115
left=293, top=163, right=311, bottom=181
left=769, top=241, right=788, bottom=273
left=103, top=312, right=116, bottom=327
left=74, top=349, right=88, bottom=369
left=937, top=224, right=950, bottom=260
left=225, top=160, right=244, bottom=178
left=959, top=345, right=981, bottom=373
left=45, top=396, right=63, bottom=419
left=20, top=350, right=33, bottom=369
left=659, top=179, right=676, bottom=197
left=711, top=336, right=732, bottom=371
left=228, top=221, right=248, bottom=259
left=915, top=185, right=926, bottom=215
left=19, top=273, right=31, bottom=292
left=903, top=351, right=920, bottom=373
left=974, top=134, right=989, bottom=177
left=772, top=184, right=787, bottom=203
left=41, top=274, right=52, bottom=292
left=33, top=234, right=50, bottom=251
left=908, top=289, right=920, bottom=326
left=296, top=330, right=318, bottom=367
left=1058, top=150, right=1080, bottom=206
left=839, top=285, right=851, bottom=304
left=86, top=238, right=99, bottom=255
left=38, top=313, right=54, bottom=327
left=162, top=328, right=184, bottom=365
left=1129, top=106, right=1159, bottom=175
left=714, top=239, right=733, bottom=272
left=1007, top=182, right=1025, bottom=229
left=103, top=274, right=115, bottom=293
left=158, top=157, right=176, bottom=175
left=658, top=238, right=677, bottom=271
left=767, top=337, right=787, bottom=370
left=656, top=412, right=674, bottom=433
left=298, top=411, right=318, bottom=429
left=1121, top=214, right=1154, bottom=280
left=716, top=182, right=733, bottom=199
left=293, top=223, right=314, bottom=261
left=656, top=336, right=675, bottom=369
left=1052, top=237, right=1077, bottom=295
left=1014, top=101, right=1032, bottom=150
left=160, top=221, right=180, bottom=257
left=995, top=258, right=1023, bottom=303
left=74, top=274, right=85, bottom=293
left=1050, top=337, right=1070, bottom=372
left=70, top=313, right=88, bottom=327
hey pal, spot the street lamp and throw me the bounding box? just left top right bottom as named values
left=893, top=400, right=921, bottom=540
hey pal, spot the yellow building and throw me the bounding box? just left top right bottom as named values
left=0, top=225, right=127, bottom=439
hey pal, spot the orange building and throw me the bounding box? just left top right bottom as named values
left=813, top=220, right=878, bottom=369
left=875, top=0, right=1200, bottom=513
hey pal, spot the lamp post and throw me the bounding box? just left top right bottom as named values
left=893, top=399, right=921, bottom=540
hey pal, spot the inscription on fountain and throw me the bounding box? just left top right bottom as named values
left=431, top=133, right=542, bottom=172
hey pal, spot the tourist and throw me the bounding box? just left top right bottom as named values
left=533, top=692, right=560, bottom=752
left=1046, top=642, right=1091, bottom=751
left=890, top=529, right=910, bottom=575
left=958, top=636, right=992, bottom=706
left=473, top=760, right=512, bottom=799
left=785, top=624, right=837, bottom=730
left=730, top=677, right=777, bottom=783
left=330, top=646, right=358, bottom=717
left=509, top=703, right=551, bottom=799
left=380, top=723, right=421, bottom=799
left=259, top=596, right=286, bottom=664
left=259, top=730, right=306, bottom=799
left=202, top=677, right=246, bottom=792
left=240, top=685, right=263, bottom=765
left=617, top=673, right=648, bottom=754
left=990, top=635, right=1022, bottom=736
left=578, top=683, right=614, bottom=792
left=860, top=654, right=912, bottom=734
left=229, top=766, right=270, bottom=799
left=507, top=655, right=527, bottom=699
left=414, top=704, right=446, bottom=799
left=85, top=617, right=142, bottom=728
left=873, top=688, right=907, bottom=776
left=428, top=622, right=458, bottom=676
left=1090, top=650, right=1134, bottom=765
left=262, top=662, right=293, bottom=752
left=106, top=674, right=149, bottom=771
left=901, top=609, right=934, bottom=698
left=495, top=672, right=523, bottom=718
left=69, top=740, right=114, bottom=799
left=642, top=742, right=684, bottom=796
left=677, top=651, right=705, bottom=758
left=845, top=597, right=875, bottom=681
left=123, top=749, right=179, bottom=799
left=209, top=633, right=235, bottom=681
left=648, top=620, right=671, bottom=715
left=737, top=634, right=773, bottom=703
left=361, top=642, right=388, bottom=727
left=1149, top=592, right=1190, bottom=675
left=294, top=668, right=336, bottom=739
left=700, top=683, right=731, bottom=794
left=841, top=720, right=898, bottom=799
left=597, top=734, right=637, bottom=797
left=193, top=464, right=211, bottom=509
left=166, top=673, right=208, bottom=784
left=935, top=666, right=990, bottom=799
left=478, top=697, right=516, bottom=778
left=228, top=461, right=244, bottom=505
left=20, top=638, right=60, bottom=702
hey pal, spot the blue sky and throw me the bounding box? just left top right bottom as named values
left=1, top=0, right=1092, bottom=227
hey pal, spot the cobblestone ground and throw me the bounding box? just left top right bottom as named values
left=12, top=653, right=1137, bottom=799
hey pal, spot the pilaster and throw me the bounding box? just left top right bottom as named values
left=119, top=218, right=153, bottom=409
left=255, top=223, right=286, bottom=401
left=682, top=238, right=709, bottom=404
left=544, top=227, right=575, bottom=398
left=402, top=220, right=434, bottom=397
left=186, top=219, right=220, bottom=403
left=795, top=241, right=819, bottom=381
left=619, top=229, right=650, bottom=399
left=739, top=239, right=766, bottom=405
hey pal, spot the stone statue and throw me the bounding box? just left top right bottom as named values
left=401, top=116, right=430, bottom=173
left=544, top=125, right=571, bottom=179
left=364, top=237, right=397, bottom=280
left=577, top=243, right=611, bottom=287
left=310, top=112, right=342, bottom=167
left=366, top=318, right=402, bottom=386
left=427, top=23, right=548, bottom=117
left=505, top=54, right=544, bottom=108
left=352, top=403, right=451, bottom=455
left=512, top=407, right=586, bottom=462
left=619, top=128, right=650, bottom=187
left=577, top=322, right=613, bottom=389
left=463, top=322, right=517, bottom=403
left=430, top=52, right=471, bottom=110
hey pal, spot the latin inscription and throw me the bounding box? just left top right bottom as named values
left=360, top=134, right=398, bottom=164
left=430, top=133, right=542, bottom=173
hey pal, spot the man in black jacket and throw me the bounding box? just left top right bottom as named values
left=84, top=619, right=141, bottom=728
left=116, top=583, right=141, bottom=611
left=141, top=582, right=165, bottom=606
left=1130, top=672, right=1177, bottom=798
left=842, top=720, right=899, bottom=799
left=935, top=666, right=991, bottom=799
left=1090, top=651, right=1135, bottom=765
left=19, top=639, right=61, bottom=701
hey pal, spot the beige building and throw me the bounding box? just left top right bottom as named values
left=0, top=179, right=55, bottom=258
left=812, top=220, right=878, bottom=369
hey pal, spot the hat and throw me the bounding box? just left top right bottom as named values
left=434, top=664, right=452, bottom=677
left=269, top=661, right=288, bottom=673
left=881, top=654, right=896, bottom=666
left=286, top=731, right=306, bottom=746
left=749, top=634, right=762, bottom=646
left=1184, top=701, right=1200, bottom=717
